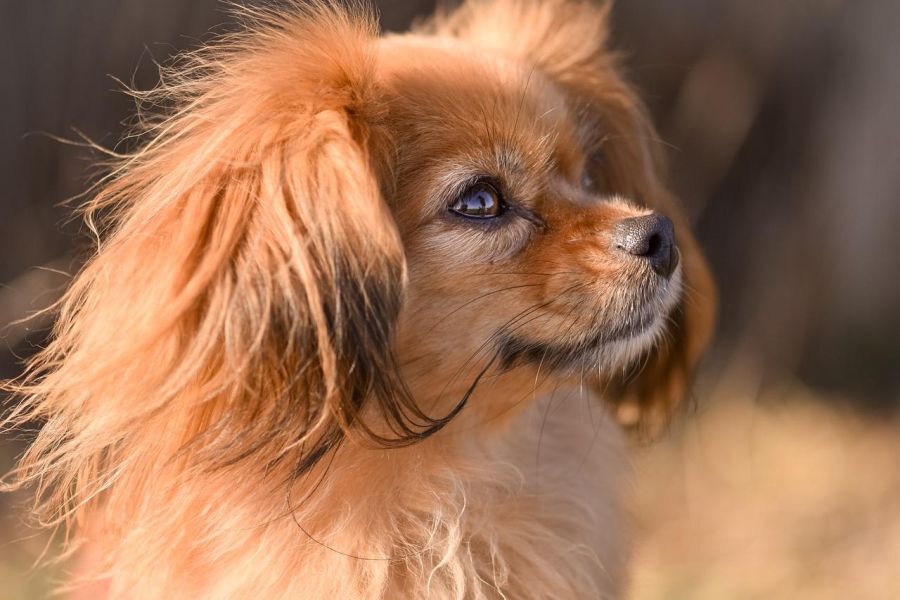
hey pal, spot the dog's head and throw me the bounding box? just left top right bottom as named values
left=381, top=2, right=715, bottom=431
left=12, top=1, right=714, bottom=511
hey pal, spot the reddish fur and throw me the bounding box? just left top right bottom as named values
left=3, top=1, right=714, bottom=598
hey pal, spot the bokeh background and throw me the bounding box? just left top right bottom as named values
left=2, top=1, right=898, bottom=598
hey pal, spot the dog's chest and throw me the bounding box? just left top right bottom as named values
left=449, top=391, right=630, bottom=598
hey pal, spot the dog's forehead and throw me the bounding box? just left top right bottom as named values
left=376, top=35, right=573, bottom=145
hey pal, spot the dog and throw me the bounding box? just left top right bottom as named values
left=4, top=1, right=715, bottom=597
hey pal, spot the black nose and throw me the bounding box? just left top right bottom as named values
left=613, top=213, right=678, bottom=277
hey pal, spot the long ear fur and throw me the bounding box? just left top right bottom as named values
left=435, top=0, right=716, bottom=430
left=425, top=0, right=613, bottom=87
left=2, top=3, right=430, bottom=526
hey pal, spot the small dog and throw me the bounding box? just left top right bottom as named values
left=5, top=1, right=715, bottom=597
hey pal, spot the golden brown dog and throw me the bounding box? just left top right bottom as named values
left=5, top=1, right=715, bottom=597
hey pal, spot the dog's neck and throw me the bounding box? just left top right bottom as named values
left=224, top=384, right=630, bottom=599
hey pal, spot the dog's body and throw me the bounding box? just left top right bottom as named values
left=104, top=389, right=629, bottom=598
left=5, top=2, right=714, bottom=598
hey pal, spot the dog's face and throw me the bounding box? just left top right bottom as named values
left=379, top=42, right=681, bottom=404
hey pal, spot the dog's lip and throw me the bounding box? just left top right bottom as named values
left=495, top=264, right=682, bottom=371
left=495, top=308, right=665, bottom=371
left=496, top=316, right=659, bottom=371
left=593, top=259, right=682, bottom=343
left=594, top=311, right=659, bottom=343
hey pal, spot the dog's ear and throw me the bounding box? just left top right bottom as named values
left=427, top=0, right=613, bottom=86
left=5, top=5, right=421, bottom=521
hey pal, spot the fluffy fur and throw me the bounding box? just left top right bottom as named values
left=3, top=1, right=715, bottom=598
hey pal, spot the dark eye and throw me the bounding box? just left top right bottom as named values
left=581, top=170, right=596, bottom=192
left=581, top=149, right=607, bottom=194
left=449, top=182, right=503, bottom=218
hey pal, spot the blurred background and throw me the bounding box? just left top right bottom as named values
left=1, top=1, right=898, bottom=598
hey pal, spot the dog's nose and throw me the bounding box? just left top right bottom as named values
left=613, top=213, right=678, bottom=277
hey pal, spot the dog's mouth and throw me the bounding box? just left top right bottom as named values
left=495, top=266, right=682, bottom=373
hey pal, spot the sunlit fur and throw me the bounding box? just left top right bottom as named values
left=2, top=1, right=715, bottom=598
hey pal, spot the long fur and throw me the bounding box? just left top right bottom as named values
left=3, top=1, right=715, bottom=598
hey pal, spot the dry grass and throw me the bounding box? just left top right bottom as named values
left=631, top=372, right=900, bottom=600
left=2, top=375, right=898, bottom=599
left=0, top=448, right=59, bottom=600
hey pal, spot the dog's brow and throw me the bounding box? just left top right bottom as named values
left=496, top=146, right=525, bottom=174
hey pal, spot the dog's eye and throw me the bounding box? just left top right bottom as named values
left=581, top=171, right=597, bottom=192
left=450, top=183, right=503, bottom=218
left=581, top=149, right=607, bottom=194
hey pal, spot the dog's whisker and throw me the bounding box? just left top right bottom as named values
left=422, top=283, right=545, bottom=335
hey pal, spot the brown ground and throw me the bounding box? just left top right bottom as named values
left=631, top=373, right=900, bottom=600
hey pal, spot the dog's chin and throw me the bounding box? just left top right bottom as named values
left=497, top=265, right=683, bottom=375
